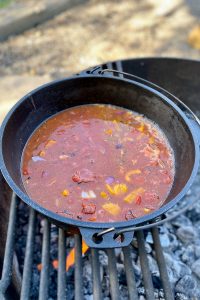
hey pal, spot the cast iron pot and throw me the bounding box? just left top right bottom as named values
left=0, top=71, right=199, bottom=248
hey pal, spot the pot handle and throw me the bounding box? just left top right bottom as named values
left=79, top=227, right=134, bottom=248
left=80, top=192, right=196, bottom=248
left=99, top=68, right=200, bottom=143
left=81, top=67, right=200, bottom=131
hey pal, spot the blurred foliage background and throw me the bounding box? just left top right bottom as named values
left=0, top=0, right=200, bottom=121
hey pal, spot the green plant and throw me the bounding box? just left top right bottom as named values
left=0, top=0, right=13, bottom=9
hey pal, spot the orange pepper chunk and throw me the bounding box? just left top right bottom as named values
left=144, top=208, right=151, bottom=213
left=149, top=136, right=155, bottom=144
left=102, top=202, right=121, bottom=216
left=137, top=123, right=145, bottom=132
left=125, top=169, right=141, bottom=182
left=39, top=150, right=46, bottom=157
left=124, top=187, right=145, bottom=204
left=88, top=216, right=97, bottom=222
left=104, top=129, right=113, bottom=135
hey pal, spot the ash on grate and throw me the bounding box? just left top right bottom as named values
left=15, top=169, right=200, bottom=299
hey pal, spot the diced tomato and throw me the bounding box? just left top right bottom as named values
left=72, top=172, right=81, bottom=183
left=82, top=203, right=96, bottom=214
left=135, top=195, right=142, bottom=205
left=72, top=169, right=96, bottom=183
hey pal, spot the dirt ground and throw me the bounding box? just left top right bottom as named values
left=0, top=0, right=200, bottom=120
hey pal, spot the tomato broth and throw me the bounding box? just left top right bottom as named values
left=22, top=104, right=174, bottom=222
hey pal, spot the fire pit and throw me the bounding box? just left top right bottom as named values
left=0, top=58, right=200, bottom=300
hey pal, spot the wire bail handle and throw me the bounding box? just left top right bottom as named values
left=90, top=67, right=199, bottom=238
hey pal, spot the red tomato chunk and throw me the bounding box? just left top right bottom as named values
left=82, top=203, right=96, bottom=214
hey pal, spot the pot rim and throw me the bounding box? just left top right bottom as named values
left=0, top=74, right=199, bottom=230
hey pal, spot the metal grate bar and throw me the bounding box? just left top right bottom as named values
left=106, top=249, right=120, bottom=300
left=91, top=248, right=103, bottom=300
left=114, top=60, right=124, bottom=78
left=57, top=228, right=66, bottom=300
left=135, top=230, right=155, bottom=300
left=0, top=193, right=17, bottom=296
left=151, top=227, right=174, bottom=300
left=122, top=246, right=139, bottom=300
left=38, top=218, right=50, bottom=300
left=74, top=234, right=83, bottom=300
left=20, top=208, right=36, bottom=300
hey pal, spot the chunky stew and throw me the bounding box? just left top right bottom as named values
left=22, top=104, right=174, bottom=222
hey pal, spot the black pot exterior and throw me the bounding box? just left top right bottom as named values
left=0, top=74, right=199, bottom=248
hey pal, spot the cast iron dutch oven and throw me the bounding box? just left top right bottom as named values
left=0, top=69, right=200, bottom=248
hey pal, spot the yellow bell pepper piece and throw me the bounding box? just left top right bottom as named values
left=137, top=123, right=145, bottom=132
left=102, top=202, right=121, bottom=215
left=106, top=183, right=128, bottom=195
left=125, top=169, right=141, bottom=182
left=124, top=187, right=145, bottom=203
left=62, top=189, right=69, bottom=197
left=100, top=191, right=108, bottom=199
left=106, top=184, right=115, bottom=195
left=104, top=129, right=113, bottom=135
left=45, top=139, right=56, bottom=149
left=114, top=183, right=128, bottom=194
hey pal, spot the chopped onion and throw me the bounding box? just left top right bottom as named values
left=81, top=190, right=96, bottom=199
left=105, top=176, right=115, bottom=184
left=88, top=190, right=96, bottom=198
left=32, top=156, right=45, bottom=162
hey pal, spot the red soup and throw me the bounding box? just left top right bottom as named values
left=22, top=104, right=174, bottom=222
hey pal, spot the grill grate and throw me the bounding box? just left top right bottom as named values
left=2, top=57, right=200, bottom=300
left=0, top=193, right=174, bottom=300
